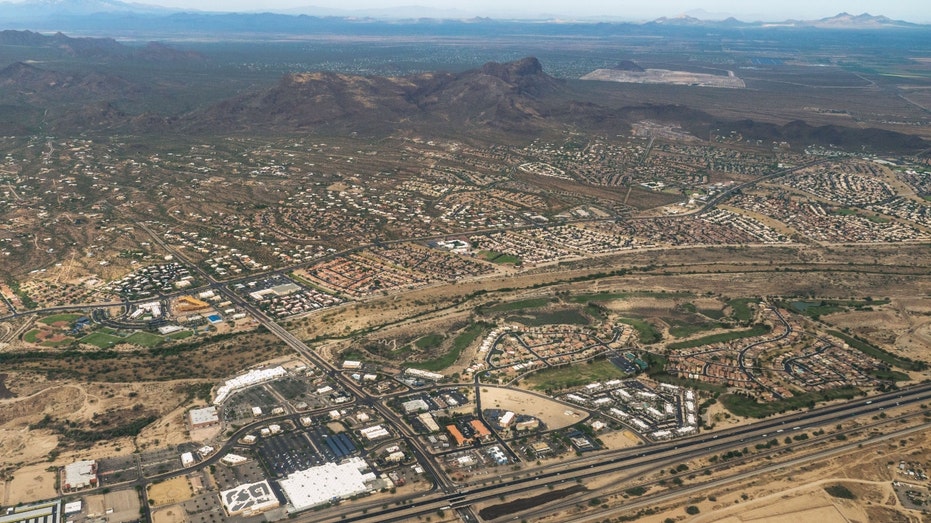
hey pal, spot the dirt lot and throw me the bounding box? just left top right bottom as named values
left=2, top=463, right=57, bottom=505
left=151, top=507, right=185, bottom=523
left=479, top=386, right=584, bottom=430
left=149, top=476, right=195, bottom=507
left=638, top=420, right=931, bottom=523
left=598, top=430, right=644, bottom=450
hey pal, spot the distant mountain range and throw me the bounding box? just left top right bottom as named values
left=0, top=0, right=923, bottom=31
left=649, top=12, right=918, bottom=28
left=0, top=29, right=203, bottom=60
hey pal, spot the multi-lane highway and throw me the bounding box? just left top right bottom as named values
left=297, top=382, right=931, bottom=523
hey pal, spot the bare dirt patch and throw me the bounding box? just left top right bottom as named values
left=597, top=429, right=643, bottom=449
left=0, top=428, right=58, bottom=466
left=0, top=385, right=85, bottom=426
left=479, top=386, right=582, bottom=430
left=148, top=476, right=195, bottom=507
left=2, top=463, right=57, bottom=505
left=151, top=507, right=185, bottom=523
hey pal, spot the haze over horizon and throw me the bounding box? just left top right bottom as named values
left=3, top=0, right=930, bottom=23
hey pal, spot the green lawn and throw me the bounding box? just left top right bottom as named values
left=23, top=329, right=40, bottom=343
left=525, top=359, right=627, bottom=391
left=699, top=308, right=727, bottom=320
left=409, top=323, right=487, bottom=372
left=167, top=330, right=194, bottom=340
left=666, top=324, right=771, bottom=350
left=125, top=331, right=165, bottom=348
left=453, top=323, right=488, bottom=352
left=619, top=318, right=662, bottom=344
left=486, top=298, right=552, bottom=313
left=80, top=332, right=124, bottom=349
left=478, top=250, right=521, bottom=265
left=40, top=339, right=75, bottom=348
left=507, top=309, right=590, bottom=327
left=727, top=298, right=757, bottom=323
left=788, top=299, right=889, bottom=319
left=415, top=333, right=445, bottom=350
left=667, top=319, right=722, bottom=339
left=39, top=313, right=83, bottom=325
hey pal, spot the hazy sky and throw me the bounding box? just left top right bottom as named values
left=129, top=0, right=931, bottom=23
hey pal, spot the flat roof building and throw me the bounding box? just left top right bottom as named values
left=62, top=460, right=97, bottom=492
left=278, top=458, right=373, bottom=511
left=401, top=399, right=429, bottom=414
left=220, top=480, right=280, bottom=516
left=417, top=412, right=440, bottom=433
left=189, top=406, right=220, bottom=429
left=0, top=500, right=61, bottom=523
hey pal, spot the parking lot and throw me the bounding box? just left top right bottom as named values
left=269, top=377, right=309, bottom=401
left=97, top=455, right=141, bottom=486
left=212, top=460, right=267, bottom=491
left=223, top=386, right=282, bottom=422
left=256, top=432, right=324, bottom=477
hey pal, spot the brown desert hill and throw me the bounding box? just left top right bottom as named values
left=0, top=54, right=925, bottom=154
left=0, top=61, right=63, bottom=87
left=188, top=56, right=564, bottom=134
left=0, top=62, right=142, bottom=98
left=183, top=57, right=928, bottom=153
left=0, top=30, right=205, bottom=62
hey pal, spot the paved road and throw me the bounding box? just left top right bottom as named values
left=134, top=220, right=457, bottom=497
left=737, top=305, right=792, bottom=398
left=289, top=382, right=931, bottom=523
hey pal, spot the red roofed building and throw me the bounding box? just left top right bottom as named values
left=446, top=424, right=471, bottom=446
left=470, top=419, right=493, bottom=442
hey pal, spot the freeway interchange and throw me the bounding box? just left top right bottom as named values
left=3, top=186, right=928, bottom=522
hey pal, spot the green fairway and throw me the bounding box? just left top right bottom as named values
left=525, top=359, right=627, bottom=391
left=727, top=298, right=757, bottom=323
left=414, top=333, right=445, bottom=350
left=619, top=318, right=662, bottom=344
left=167, top=330, right=194, bottom=340
left=507, top=309, right=590, bottom=326
left=486, top=298, right=552, bottom=313
left=80, top=332, right=124, bottom=349
left=666, top=324, right=770, bottom=350
left=409, top=323, right=488, bottom=372
left=828, top=330, right=926, bottom=371
left=39, top=313, right=83, bottom=325
left=125, top=331, right=165, bottom=348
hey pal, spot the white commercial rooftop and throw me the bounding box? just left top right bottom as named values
left=220, top=480, right=279, bottom=516
left=278, top=458, right=372, bottom=511
left=63, top=460, right=96, bottom=490
left=213, top=366, right=286, bottom=405
left=189, top=406, right=219, bottom=426
left=401, top=398, right=429, bottom=413
left=0, top=501, right=61, bottom=523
